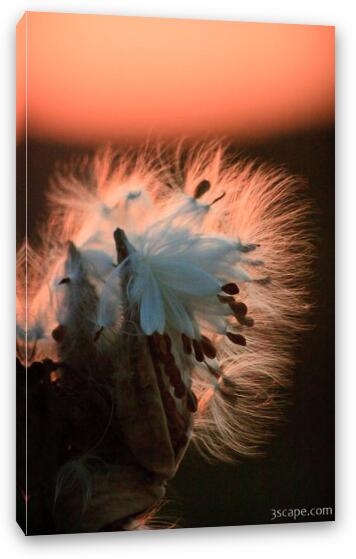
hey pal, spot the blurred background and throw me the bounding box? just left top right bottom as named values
left=17, top=12, right=334, bottom=528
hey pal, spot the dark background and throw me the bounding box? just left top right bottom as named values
left=16, top=126, right=334, bottom=528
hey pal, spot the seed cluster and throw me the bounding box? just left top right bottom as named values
left=148, top=333, right=195, bottom=455
left=220, top=282, right=254, bottom=345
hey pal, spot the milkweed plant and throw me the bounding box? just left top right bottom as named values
left=16, top=143, right=313, bottom=531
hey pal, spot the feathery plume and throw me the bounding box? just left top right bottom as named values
left=17, top=142, right=313, bottom=527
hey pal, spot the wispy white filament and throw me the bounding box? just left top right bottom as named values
left=16, top=143, right=313, bottom=461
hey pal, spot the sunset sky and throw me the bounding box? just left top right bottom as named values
left=17, top=12, right=334, bottom=144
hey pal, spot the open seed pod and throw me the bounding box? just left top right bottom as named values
left=16, top=143, right=312, bottom=531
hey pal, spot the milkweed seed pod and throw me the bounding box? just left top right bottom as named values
left=16, top=143, right=313, bottom=530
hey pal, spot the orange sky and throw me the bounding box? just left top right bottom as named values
left=17, top=12, right=334, bottom=144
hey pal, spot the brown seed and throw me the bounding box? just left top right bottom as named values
left=192, top=340, right=205, bottom=362
left=152, top=332, right=162, bottom=350
left=194, top=179, right=211, bottom=199
left=226, top=332, right=246, bottom=346
left=229, top=301, right=248, bottom=317
left=51, top=324, right=66, bottom=343
left=187, top=390, right=198, bottom=413
left=221, top=283, right=240, bottom=295
left=148, top=336, right=160, bottom=360
left=200, top=336, right=217, bottom=359
left=157, top=334, right=171, bottom=356
left=151, top=334, right=169, bottom=362
left=243, top=317, right=255, bottom=327
left=162, top=352, right=175, bottom=366
left=229, top=302, right=255, bottom=327
left=165, top=364, right=181, bottom=386
left=163, top=334, right=172, bottom=351
left=170, top=376, right=183, bottom=390
left=181, top=334, right=192, bottom=355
